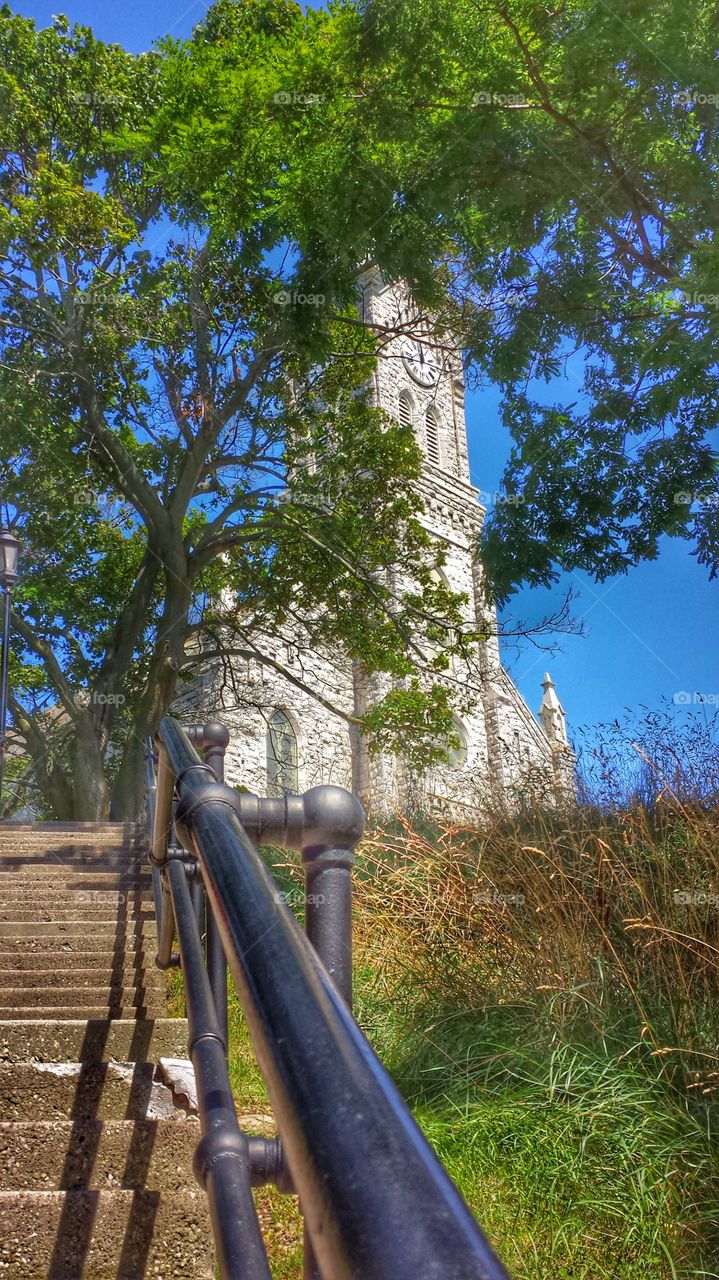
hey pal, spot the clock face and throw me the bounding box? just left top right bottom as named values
left=401, top=337, right=439, bottom=387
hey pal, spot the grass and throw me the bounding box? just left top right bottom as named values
left=167, top=711, right=719, bottom=1278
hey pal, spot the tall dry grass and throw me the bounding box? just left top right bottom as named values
left=250, top=708, right=719, bottom=1275
left=350, top=707, right=719, bottom=1097
left=355, top=804, right=718, bottom=1090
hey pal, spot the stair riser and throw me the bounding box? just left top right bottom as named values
left=0, top=859, right=146, bottom=872
left=0, top=1120, right=201, bottom=1191
left=0, top=1190, right=212, bottom=1277
left=0, top=888, right=151, bottom=901
left=0, top=1019, right=189, bottom=1063
left=0, top=1063, right=182, bottom=1121
left=0, top=921, right=156, bottom=938
left=0, top=881, right=152, bottom=895
left=0, top=953, right=156, bottom=971
left=0, top=844, right=142, bottom=854
left=0, top=947, right=155, bottom=967
left=0, top=909, right=155, bottom=924
left=0, top=835, right=143, bottom=848
left=0, top=969, right=165, bottom=989
left=0, top=989, right=165, bottom=1012
left=0, top=869, right=151, bottom=880
left=0, top=820, right=139, bottom=831
left=5, top=1006, right=169, bottom=1021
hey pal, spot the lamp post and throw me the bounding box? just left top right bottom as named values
left=0, top=528, right=21, bottom=809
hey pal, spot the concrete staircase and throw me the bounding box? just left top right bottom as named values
left=0, top=821, right=214, bottom=1278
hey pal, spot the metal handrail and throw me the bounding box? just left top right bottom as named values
left=147, top=714, right=510, bottom=1280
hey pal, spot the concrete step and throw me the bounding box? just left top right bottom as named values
left=0, top=886, right=152, bottom=901
left=0, top=854, right=144, bottom=868
left=0, top=1112, right=275, bottom=1192
left=0, top=1188, right=213, bottom=1277
left=0, top=947, right=154, bottom=962
left=0, top=867, right=151, bottom=880
left=0, top=920, right=155, bottom=938
left=5, top=1006, right=168, bottom=1021
left=0, top=838, right=142, bottom=849
left=0, top=878, right=152, bottom=895
left=0, top=1062, right=186, bottom=1121
left=0, top=967, right=164, bottom=988
left=0, top=906, right=155, bottom=922
left=0, top=903, right=152, bottom=921
left=0, top=829, right=141, bottom=851
left=0, top=832, right=141, bottom=848
left=0, top=824, right=138, bottom=834
left=0, top=839, right=144, bottom=856
left=0, top=987, right=165, bottom=1013
left=0, top=856, right=146, bottom=871
left=0, top=1019, right=189, bottom=1063
left=0, top=926, right=154, bottom=947
left=0, top=1119, right=201, bottom=1191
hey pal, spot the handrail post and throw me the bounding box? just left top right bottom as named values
left=166, top=854, right=272, bottom=1280
left=299, top=786, right=363, bottom=1279
left=193, top=721, right=230, bottom=1045
left=151, top=739, right=177, bottom=968
left=300, top=787, right=363, bottom=1010
left=144, top=738, right=163, bottom=932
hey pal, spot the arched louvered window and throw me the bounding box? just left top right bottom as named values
left=266, top=709, right=298, bottom=796
left=398, top=389, right=413, bottom=429
left=425, top=408, right=441, bottom=466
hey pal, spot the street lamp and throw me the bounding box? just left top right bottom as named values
left=0, top=528, right=21, bottom=810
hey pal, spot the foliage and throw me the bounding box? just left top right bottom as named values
left=361, top=678, right=462, bottom=770
left=178, top=0, right=719, bottom=600
left=0, top=4, right=467, bottom=817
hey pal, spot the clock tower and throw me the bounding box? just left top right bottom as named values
left=175, top=272, right=572, bottom=816
left=354, top=270, right=568, bottom=811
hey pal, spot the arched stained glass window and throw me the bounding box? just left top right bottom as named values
left=425, top=566, right=455, bottom=668
left=266, top=709, right=298, bottom=796
left=447, top=718, right=468, bottom=770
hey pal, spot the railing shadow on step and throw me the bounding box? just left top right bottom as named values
left=45, top=840, right=162, bottom=1279
left=145, top=716, right=511, bottom=1280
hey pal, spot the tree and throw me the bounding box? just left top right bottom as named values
left=0, top=4, right=473, bottom=819
left=175, top=0, right=719, bottom=602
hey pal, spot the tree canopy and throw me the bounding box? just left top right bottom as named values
left=0, top=2, right=468, bottom=818
left=1, top=0, right=717, bottom=817
left=357, top=0, right=719, bottom=597
left=167, top=0, right=719, bottom=600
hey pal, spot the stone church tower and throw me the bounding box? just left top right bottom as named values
left=173, top=274, right=573, bottom=814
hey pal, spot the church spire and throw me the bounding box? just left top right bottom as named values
left=539, top=672, right=569, bottom=747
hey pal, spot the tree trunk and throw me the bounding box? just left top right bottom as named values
left=110, top=730, right=150, bottom=822
left=9, top=697, right=76, bottom=819
left=110, top=573, right=191, bottom=820
left=70, top=716, right=109, bottom=820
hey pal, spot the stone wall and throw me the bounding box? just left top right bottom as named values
left=172, top=275, right=573, bottom=814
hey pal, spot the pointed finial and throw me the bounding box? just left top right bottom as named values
left=539, top=672, right=568, bottom=746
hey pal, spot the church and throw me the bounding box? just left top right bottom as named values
left=174, top=273, right=574, bottom=816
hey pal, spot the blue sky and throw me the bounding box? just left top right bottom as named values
left=12, top=0, right=719, bottom=747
